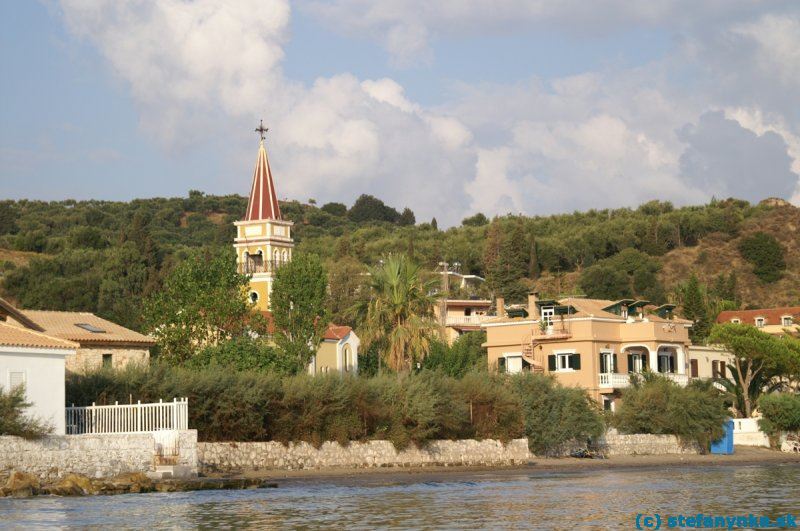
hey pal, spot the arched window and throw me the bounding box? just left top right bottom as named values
left=343, top=344, right=352, bottom=371
left=282, top=249, right=289, bottom=262
left=249, top=291, right=259, bottom=304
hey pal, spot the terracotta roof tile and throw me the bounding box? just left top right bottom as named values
left=323, top=324, right=352, bottom=341
left=717, top=307, right=800, bottom=326
left=0, top=322, right=78, bottom=350
left=16, top=310, right=156, bottom=346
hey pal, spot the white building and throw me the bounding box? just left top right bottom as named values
left=0, top=322, right=77, bottom=435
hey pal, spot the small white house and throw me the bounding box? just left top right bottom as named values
left=308, top=325, right=360, bottom=375
left=0, top=322, right=76, bottom=435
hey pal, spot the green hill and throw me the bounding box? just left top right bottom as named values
left=0, top=192, right=797, bottom=332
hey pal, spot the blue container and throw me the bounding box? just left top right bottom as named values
left=710, top=419, right=734, bottom=454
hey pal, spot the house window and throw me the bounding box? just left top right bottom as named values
left=497, top=357, right=507, bottom=373
left=541, top=306, right=555, bottom=326
left=658, top=353, right=675, bottom=373
left=627, top=352, right=646, bottom=374
left=602, top=396, right=615, bottom=412
left=8, top=371, right=25, bottom=391
left=548, top=352, right=580, bottom=372
left=782, top=316, right=793, bottom=327
left=599, top=351, right=617, bottom=374
left=755, top=317, right=765, bottom=328
left=712, top=360, right=727, bottom=379
left=690, top=359, right=698, bottom=378
left=102, top=354, right=112, bottom=369
left=504, top=355, right=523, bottom=374
left=731, top=318, right=741, bottom=324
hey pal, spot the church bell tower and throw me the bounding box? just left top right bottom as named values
left=233, top=121, right=294, bottom=311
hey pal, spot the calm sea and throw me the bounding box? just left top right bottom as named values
left=1, top=464, right=798, bottom=529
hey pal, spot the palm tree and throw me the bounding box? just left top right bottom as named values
left=355, top=254, right=439, bottom=372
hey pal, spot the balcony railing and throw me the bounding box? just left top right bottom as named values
left=662, top=373, right=688, bottom=386
left=598, top=373, right=632, bottom=389
left=445, top=315, right=493, bottom=326
left=533, top=320, right=571, bottom=339
left=238, top=260, right=286, bottom=275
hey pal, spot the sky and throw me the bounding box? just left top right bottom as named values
left=1, top=1, right=799, bottom=226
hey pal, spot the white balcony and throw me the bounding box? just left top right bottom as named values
left=662, top=372, right=688, bottom=386
left=598, top=372, right=632, bottom=389
left=445, top=315, right=493, bottom=327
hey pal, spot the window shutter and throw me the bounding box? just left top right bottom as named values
left=712, top=361, right=718, bottom=378
left=719, top=361, right=726, bottom=378
left=690, top=359, right=698, bottom=378
left=599, top=354, right=607, bottom=374
left=548, top=355, right=556, bottom=372
left=627, top=354, right=634, bottom=374
left=669, top=356, right=675, bottom=373
left=612, top=354, right=618, bottom=373
left=570, top=353, right=581, bottom=370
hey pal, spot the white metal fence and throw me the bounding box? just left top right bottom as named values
left=65, top=398, right=188, bottom=435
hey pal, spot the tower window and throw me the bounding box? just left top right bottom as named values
left=250, top=292, right=259, bottom=303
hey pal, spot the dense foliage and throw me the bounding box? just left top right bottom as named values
left=0, top=385, right=53, bottom=439
left=271, top=253, right=329, bottom=369
left=757, top=393, right=800, bottom=439
left=66, top=367, right=602, bottom=453
left=613, top=373, right=728, bottom=450
left=422, top=332, right=487, bottom=377
left=738, top=232, right=786, bottom=283
left=1, top=194, right=781, bottom=334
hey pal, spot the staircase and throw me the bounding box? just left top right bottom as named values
left=520, top=333, right=544, bottom=373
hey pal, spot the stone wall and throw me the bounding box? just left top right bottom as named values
left=781, top=433, right=800, bottom=453
left=597, top=432, right=700, bottom=456
left=198, top=438, right=531, bottom=473
left=66, top=346, right=149, bottom=374
left=0, top=430, right=197, bottom=482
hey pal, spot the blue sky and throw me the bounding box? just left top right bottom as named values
left=1, top=1, right=798, bottom=225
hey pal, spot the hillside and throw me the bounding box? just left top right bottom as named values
left=660, top=204, right=800, bottom=307
left=0, top=194, right=797, bottom=332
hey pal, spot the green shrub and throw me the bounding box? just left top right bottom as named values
left=613, top=374, right=727, bottom=450
left=186, top=336, right=295, bottom=374
left=0, top=385, right=53, bottom=439
left=758, top=393, right=800, bottom=438
left=422, top=332, right=487, bottom=377
left=509, top=373, right=603, bottom=456
left=738, top=232, right=786, bottom=283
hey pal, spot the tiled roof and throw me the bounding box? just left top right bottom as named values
left=244, top=138, right=282, bottom=221
left=0, top=297, right=43, bottom=331
left=0, top=322, right=78, bottom=350
left=717, top=307, right=800, bottom=326
left=323, top=324, right=352, bottom=341
left=17, top=310, right=155, bottom=346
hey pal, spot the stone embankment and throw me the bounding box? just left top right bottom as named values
left=198, top=438, right=531, bottom=473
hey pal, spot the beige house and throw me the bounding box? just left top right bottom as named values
left=434, top=299, right=493, bottom=345
left=1, top=298, right=154, bottom=373
left=687, top=345, right=735, bottom=381
left=308, top=325, right=360, bottom=375
left=482, top=294, right=693, bottom=410
left=716, top=306, right=799, bottom=337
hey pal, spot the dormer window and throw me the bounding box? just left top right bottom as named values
left=782, top=316, right=794, bottom=327
left=755, top=317, right=765, bottom=328
left=730, top=318, right=741, bottom=324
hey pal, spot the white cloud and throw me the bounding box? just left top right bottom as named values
left=56, top=0, right=800, bottom=223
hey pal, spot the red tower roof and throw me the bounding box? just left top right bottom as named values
left=245, top=139, right=282, bottom=221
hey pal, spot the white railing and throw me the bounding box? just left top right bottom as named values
left=446, top=315, right=493, bottom=326
left=598, top=373, right=632, bottom=388
left=663, top=373, right=688, bottom=386
left=65, top=398, right=188, bottom=435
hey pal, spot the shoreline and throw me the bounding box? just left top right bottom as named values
left=211, top=446, right=800, bottom=486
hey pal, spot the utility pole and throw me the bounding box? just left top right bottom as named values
left=438, top=261, right=449, bottom=342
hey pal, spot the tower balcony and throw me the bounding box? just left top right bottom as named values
left=238, top=259, right=287, bottom=275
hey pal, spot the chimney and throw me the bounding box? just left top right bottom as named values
left=528, top=292, right=540, bottom=319
left=496, top=297, right=506, bottom=318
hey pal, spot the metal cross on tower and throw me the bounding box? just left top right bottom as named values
left=255, top=119, right=268, bottom=140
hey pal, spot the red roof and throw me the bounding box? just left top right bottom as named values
left=245, top=140, right=282, bottom=221
left=323, top=324, right=352, bottom=341
left=717, top=306, right=800, bottom=326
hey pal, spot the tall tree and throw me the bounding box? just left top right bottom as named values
left=271, top=253, right=329, bottom=370
left=681, top=274, right=710, bottom=343
left=355, top=254, right=439, bottom=372
left=398, top=208, right=416, bottom=226
left=326, top=256, right=368, bottom=328
left=486, top=219, right=529, bottom=302
left=143, top=249, right=266, bottom=364
left=708, top=323, right=798, bottom=417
